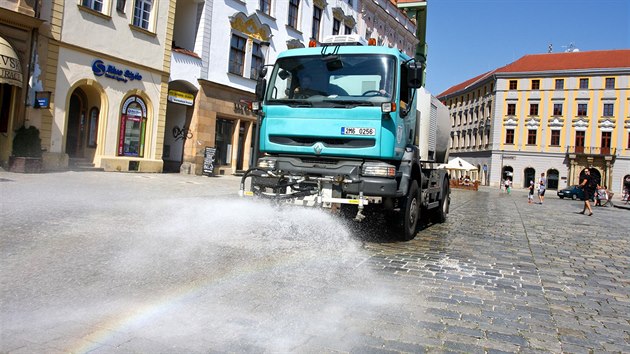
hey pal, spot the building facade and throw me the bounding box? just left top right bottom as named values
left=438, top=49, right=630, bottom=195
left=13, top=0, right=175, bottom=172
left=167, top=0, right=420, bottom=176
left=0, top=1, right=42, bottom=167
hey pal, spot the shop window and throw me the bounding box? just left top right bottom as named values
left=118, top=95, right=147, bottom=157
left=229, top=34, right=246, bottom=76
left=88, top=107, right=99, bottom=148
left=132, top=0, right=153, bottom=31
left=288, top=0, right=300, bottom=29
left=215, top=118, right=234, bottom=166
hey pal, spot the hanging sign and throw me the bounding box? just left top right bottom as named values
left=168, top=90, right=194, bottom=106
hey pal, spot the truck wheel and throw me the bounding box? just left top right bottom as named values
left=387, top=180, right=419, bottom=241
left=431, top=178, right=450, bottom=223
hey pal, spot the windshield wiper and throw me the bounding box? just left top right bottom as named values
left=323, top=99, right=375, bottom=108
left=268, top=99, right=313, bottom=107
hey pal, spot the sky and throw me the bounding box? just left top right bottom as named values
left=424, top=0, right=630, bottom=96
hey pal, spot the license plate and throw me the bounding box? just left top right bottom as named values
left=341, top=127, right=375, bottom=136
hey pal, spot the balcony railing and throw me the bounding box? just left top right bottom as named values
left=566, top=146, right=616, bottom=156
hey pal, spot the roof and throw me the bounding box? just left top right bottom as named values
left=437, top=49, right=630, bottom=98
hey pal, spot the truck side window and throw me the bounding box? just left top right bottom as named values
left=400, top=64, right=410, bottom=104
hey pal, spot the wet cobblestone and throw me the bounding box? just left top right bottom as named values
left=1, top=171, right=628, bottom=353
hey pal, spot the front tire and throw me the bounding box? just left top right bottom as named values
left=387, top=180, right=419, bottom=241
left=571, top=194, right=577, bottom=200
left=431, top=178, right=450, bottom=223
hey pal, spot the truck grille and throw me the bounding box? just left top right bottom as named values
left=270, top=136, right=375, bottom=148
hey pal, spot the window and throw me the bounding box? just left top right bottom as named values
left=344, top=25, right=352, bottom=35
left=550, top=130, right=560, bottom=146
left=603, top=103, right=614, bottom=116
left=82, top=0, right=103, bottom=12
left=605, top=78, right=615, bottom=89
left=288, top=0, right=300, bottom=29
left=507, top=103, right=516, bottom=115
left=259, top=0, right=271, bottom=15
left=229, top=34, right=246, bottom=76
left=116, top=0, right=126, bottom=12
left=531, top=80, right=540, bottom=90
left=577, top=103, right=587, bottom=116
left=505, top=129, right=514, bottom=144
left=118, top=95, right=147, bottom=157
left=133, top=0, right=153, bottom=30
left=575, top=131, right=585, bottom=147
left=250, top=42, right=264, bottom=79
left=346, top=0, right=353, bottom=5
left=311, top=6, right=322, bottom=41
left=509, top=80, right=517, bottom=90
left=332, top=18, right=340, bottom=35
left=579, top=78, right=589, bottom=89
left=553, top=103, right=562, bottom=116
left=555, top=79, right=564, bottom=90
left=529, top=103, right=539, bottom=116
left=527, top=129, right=537, bottom=145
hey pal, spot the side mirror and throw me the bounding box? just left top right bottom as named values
left=407, top=61, right=424, bottom=89
left=255, top=79, right=267, bottom=101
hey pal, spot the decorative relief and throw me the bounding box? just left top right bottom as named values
left=332, top=7, right=344, bottom=19
left=344, top=15, right=356, bottom=27
left=286, top=39, right=304, bottom=49
left=598, top=118, right=616, bottom=132
left=572, top=117, right=589, bottom=130
left=548, top=117, right=564, bottom=128
left=230, top=12, right=271, bottom=41
left=526, top=117, right=540, bottom=129
left=313, top=0, right=327, bottom=9
left=503, top=117, right=518, bottom=127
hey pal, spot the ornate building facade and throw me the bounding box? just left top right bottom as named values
left=438, top=49, right=630, bottom=194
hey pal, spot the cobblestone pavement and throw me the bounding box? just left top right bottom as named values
left=1, top=171, right=628, bottom=353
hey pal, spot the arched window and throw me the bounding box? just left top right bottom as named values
left=118, top=95, right=147, bottom=157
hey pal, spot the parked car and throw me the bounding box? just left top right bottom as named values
left=557, top=185, right=585, bottom=200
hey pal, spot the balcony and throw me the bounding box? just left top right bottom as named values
left=566, top=146, right=616, bottom=156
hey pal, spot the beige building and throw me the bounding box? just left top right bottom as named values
left=23, top=1, right=175, bottom=172
left=438, top=49, right=630, bottom=194
left=0, top=1, right=42, bottom=167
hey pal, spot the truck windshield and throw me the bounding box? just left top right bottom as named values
left=265, top=54, right=396, bottom=107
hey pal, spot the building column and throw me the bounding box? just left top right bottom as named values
left=230, top=118, right=241, bottom=173
left=570, top=159, right=578, bottom=185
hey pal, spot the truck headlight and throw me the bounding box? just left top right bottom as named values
left=362, top=163, right=396, bottom=178
left=257, top=158, right=276, bottom=170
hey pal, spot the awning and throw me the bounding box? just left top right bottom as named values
left=0, top=36, right=23, bottom=87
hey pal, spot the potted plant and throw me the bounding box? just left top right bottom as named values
left=9, top=125, right=43, bottom=173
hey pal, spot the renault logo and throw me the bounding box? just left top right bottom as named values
left=313, top=142, right=324, bottom=155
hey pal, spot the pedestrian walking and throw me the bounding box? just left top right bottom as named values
left=538, top=172, right=546, bottom=204
left=579, top=168, right=595, bottom=216
left=528, top=180, right=535, bottom=203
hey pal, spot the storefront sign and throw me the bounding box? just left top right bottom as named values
left=168, top=90, right=194, bottom=106
left=92, top=59, right=142, bottom=83
left=1, top=37, right=23, bottom=87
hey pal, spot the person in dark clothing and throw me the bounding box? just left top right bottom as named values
left=579, top=168, right=595, bottom=216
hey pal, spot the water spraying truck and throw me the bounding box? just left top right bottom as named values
left=239, top=35, right=451, bottom=240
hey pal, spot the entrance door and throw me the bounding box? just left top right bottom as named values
left=66, top=93, right=85, bottom=157
left=236, top=124, right=245, bottom=171
left=547, top=169, right=559, bottom=190
left=524, top=167, right=535, bottom=188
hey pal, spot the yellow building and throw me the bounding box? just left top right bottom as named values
left=438, top=49, right=630, bottom=194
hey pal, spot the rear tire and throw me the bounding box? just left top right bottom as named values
left=572, top=194, right=577, bottom=200
left=431, top=178, right=450, bottom=223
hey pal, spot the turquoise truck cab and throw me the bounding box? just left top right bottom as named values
left=240, top=36, right=449, bottom=241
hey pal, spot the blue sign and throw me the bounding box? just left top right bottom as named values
left=36, top=97, right=49, bottom=108
left=92, top=59, right=142, bottom=83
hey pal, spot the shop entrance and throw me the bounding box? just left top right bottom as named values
left=66, top=90, right=86, bottom=158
